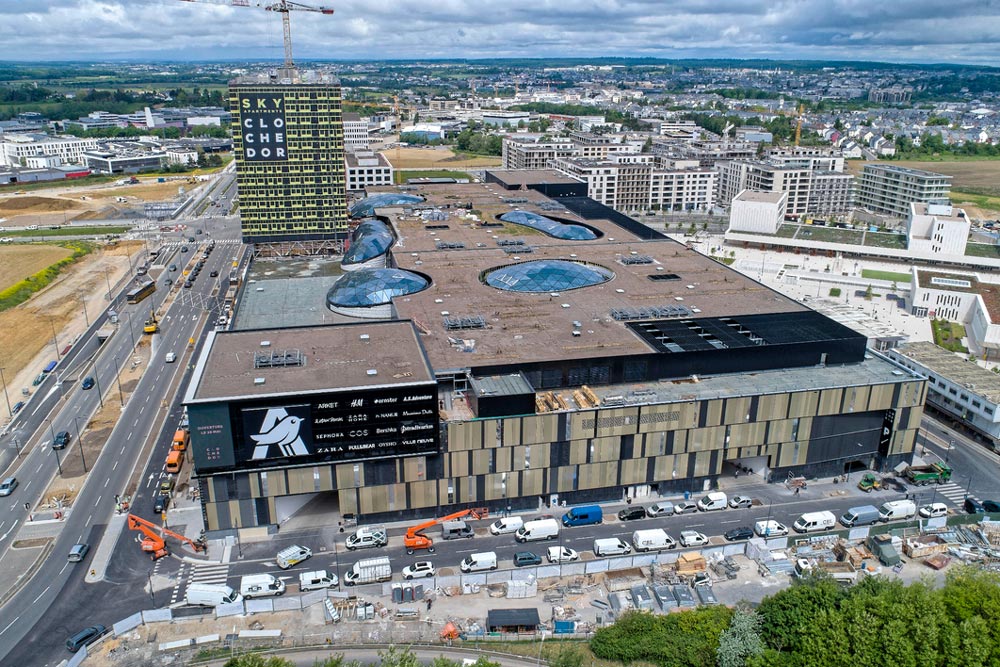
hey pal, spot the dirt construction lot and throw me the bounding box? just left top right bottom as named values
left=0, top=242, right=139, bottom=394
left=0, top=245, right=74, bottom=292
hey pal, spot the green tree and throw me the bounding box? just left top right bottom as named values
left=377, top=646, right=420, bottom=667
left=717, top=608, right=764, bottom=667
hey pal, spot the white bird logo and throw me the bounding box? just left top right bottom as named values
left=250, top=408, right=309, bottom=459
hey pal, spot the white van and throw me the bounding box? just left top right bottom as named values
left=879, top=499, right=917, bottom=522
left=346, top=526, right=388, bottom=550
left=594, top=537, right=632, bottom=557
left=918, top=502, right=948, bottom=519
left=697, top=491, right=728, bottom=512
left=631, top=529, right=677, bottom=552
left=514, top=518, right=560, bottom=542
left=276, top=544, right=312, bottom=569
left=489, top=516, right=524, bottom=535
left=792, top=510, right=837, bottom=533
left=186, top=583, right=242, bottom=607
left=299, top=570, right=338, bottom=591
left=459, top=551, right=498, bottom=572
left=240, top=573, right=286, bottom=599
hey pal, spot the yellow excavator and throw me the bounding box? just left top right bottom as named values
left=143, top=309, right=159, bottom=334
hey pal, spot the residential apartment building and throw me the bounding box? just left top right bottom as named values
left=568, top=131, right=643, bottom=159
left=0, top=133, right=99, bottom=167
left=765, top=146, right=845, bottom=172
left=552, top=154, right=716, bottom=213
left=856, top=164, right=952, bottom=218
left=345, top=150, right=394, bottom=192
left=229, top=70, right=348, bottom=246
left=651, top=139, right=757, bottom=168
left=719, top=160, right=853, bottom=217
left=502, top=137, right=576, bottom=170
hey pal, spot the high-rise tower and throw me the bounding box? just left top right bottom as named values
left=229, top=70, right=348, bottom=250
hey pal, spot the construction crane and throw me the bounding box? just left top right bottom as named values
left=175, top=1, right=335, bottom=71
left=127, top=514, right=207, bottom=560
left=403, top=507, right=488, bottom=555
left=143, top=309, right=159, bottom=335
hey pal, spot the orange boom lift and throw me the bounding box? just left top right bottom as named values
left=403, top=508, right=488, bottom=555
left=127, top=514, right=207, bottom=560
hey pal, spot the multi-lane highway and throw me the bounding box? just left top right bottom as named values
left=0, top=222, right=244, bottom=664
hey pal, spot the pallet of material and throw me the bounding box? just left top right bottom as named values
left=903, top=534, right=951, bottom=558
left=676, top=553, right=707, bottom=574
left=834, top=543, right=873, bottom=569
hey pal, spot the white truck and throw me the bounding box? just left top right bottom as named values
left=631, top=529, right=677, bottom=552
left=185, top=583, right=242, bottom=607
left=240, top=573, right=286, bottom=599
left=344, top=556, right=392, bottom=586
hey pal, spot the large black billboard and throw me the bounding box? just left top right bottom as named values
left=191, top=383, right=440, bottom=473
left=238, top=93, right=288, bottom=162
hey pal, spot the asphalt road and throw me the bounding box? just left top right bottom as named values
left=0, top=238, right=243, bottom=665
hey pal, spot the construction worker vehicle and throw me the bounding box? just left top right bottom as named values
left=142, top=309, right=159, bottom=334
left=403, top=507, right=488, bottom=555
left=127, top=513, right=206, bottom=560
left=903, top=463, right=952, bottom=486
left=857, top=473, right=882, bottom=493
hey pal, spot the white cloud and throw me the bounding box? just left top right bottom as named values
left=0, top=0, right=998, bottom=64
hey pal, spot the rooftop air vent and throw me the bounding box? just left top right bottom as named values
left=260, top=340, right=271, bottom=347
left=366, top=369, right=378, bottom=376
left=254, top=377, right=266, bottom=385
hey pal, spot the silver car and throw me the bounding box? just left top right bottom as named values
left=673, top=500, right=699, bottom=515
left=646, top=502, right=674, bottom=517
left=0, top=477, right=17, bottom=496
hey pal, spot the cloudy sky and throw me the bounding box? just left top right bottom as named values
left=3, top=0, right=1000, bottom=65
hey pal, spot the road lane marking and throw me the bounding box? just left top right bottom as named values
left=121, top=445, right=127, bottom=454
left=32, top=586, right=50, bottom=605
left=60, top=562, right=69, bottom=575
left=104, top=478, right=110, bottom=487
left=0, top=618, right=17, bottom=635
left=113, top=460, right=118, bottom=471
left=95, top=495, right=101, bottom=506
left=86, top=514, right=92, bottom=524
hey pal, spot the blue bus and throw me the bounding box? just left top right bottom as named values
left=42, top=360, right=57, bottom=373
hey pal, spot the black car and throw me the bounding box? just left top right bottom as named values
left=184, top=281, right=193, bottom=288
left=980, top=500, right=1000, bottom=513
left=965, top=497, right=986, bottom=514
left=187, top=236, right=195, bottom=242
left=81, top=376, right=95, bottom=390
left=180, top=246, right=188, bottom=253
left=618, top=506, right=647, bottom=522
left=153, top=493, right=170, bottom=514
left=209, top=270, right=218, bottom=277
left=66, top=625, right=106, bottom=653
left=724, top=526, right=754, bottom=541
left=513, top=551, right=542, bottom=567
left=52, top=430, right=71, bottom=450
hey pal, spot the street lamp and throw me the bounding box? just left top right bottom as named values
left=49, top=318, right=61, bottom=361
left=74, top=416, right=88, bottom=472
left=946, top=440, right=954, bottom=466
left=332, top=539, right=341, bottom=591
left=93, top=371, right=105, bottom=409
left=104, top=267, right=113, bottom=302
left=123, top=311, right=137, bottom=351
left=0, top=366, right=11, bottom=418
left=80, top=295, right=90, bottom=327
left=112, top=355, right=125, bottom=406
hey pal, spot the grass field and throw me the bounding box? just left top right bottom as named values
left=965, top=242, right=1000, bottom=258
left=863, top=232, right=907, bottom=249
left=932, top=319, right=968, bottom=353
left=394, top=169, right=473, bottom=184
left=861, top=269, right=911, bottom=283
left=383, top=147, right=501, bottom=169
left=797, top=226, right=864, bottom=244
left=2, top=226, right=130, bottom=238
left=0, top=245, right=74, bottom=293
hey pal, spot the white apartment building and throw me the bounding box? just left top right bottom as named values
left=856, top=164, right=952, bottom=218
left=552, top=154, right=716, bottom=213
left=502, top=137, right=576, bottom=170
left=1, top=133, right=99, bottom=167
left=909, top=267, right=1000, bottom=360
left=765, top=146, right=845, bottom=172
left=345, top=151, right=394, bottom=192
left=906, top=202, right=970, bottom=256
left=719, top=160, right=853, bottom=217
left=166, top=147, right=198, bottom=165
left=343, top=113, right=372, bottom=152
left=728, top=190, right=787, bottom=235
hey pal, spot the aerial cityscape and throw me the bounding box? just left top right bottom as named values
left=2, top=2, right=1000, bottom=666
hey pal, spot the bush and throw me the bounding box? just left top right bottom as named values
left=829, top=287, right=842, bottom=297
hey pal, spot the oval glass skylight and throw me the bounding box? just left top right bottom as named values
left=326, top=267, right=429, bottom=308
left=349, top=193, right=423, bottom=218
left=499, top=211, right=597, bottom=240
left=483, top=260, right=613, bottom=293
left=343, top=219, right=394, bottom=266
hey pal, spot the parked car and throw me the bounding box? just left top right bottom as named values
left=617, top=506, right=647, bottom=522
left=32, top=373, right=46, bottom=386
left=52, top=430, right=71, bottom=449
left=918, top=502, right=949, bottom=518
left=673, top=500, right=699, bottom=515
left=184, top=281, right=193, bottom=288
left=81, top=376, right=95, bottom=390
left=159, top=477, right=176, bottom=494
left=66, top=625, right=106, bottom=653
left=546, top=546, right=579, bottom=563
left=965, top=497, right=986, bottom=514
left=512, top=551, right=542, bottom=567
left=0, top=477, right=18, bottom=496
left=11, top=401, right=24, bottom=415
left=402, top=561, right=436, bottom=579
left=679, top=530, right=709, bottom=547
left=729, top=495, right=755, bottom=509
left=981, top=500, right=1000, bottom=513
left=724, top=526, right=754, bottom=541
left=646, top=502, right=674, bottom=517
left=753, top=520, right=789, bottom=537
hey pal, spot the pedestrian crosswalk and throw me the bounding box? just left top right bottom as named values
left=933, top=482, right=975, bottom=505
left=170, top=562, right=231, bottom=605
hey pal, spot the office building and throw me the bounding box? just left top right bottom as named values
left=0, top=133, right=98, bottom=167
left=229, top=70, right=348, bottom=249
left=856, top=164, right=952, bottom=218
left=906, top=202, right=971, bottom=256
left=185, top=173, right=925, bottom=531
left=342, top=112, right=371, bottom=152
left=728, top=191, right=787, bottom=235
left=345, top=150, right=394, bottom=192
left=502, top=137, right=576, bottom=171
